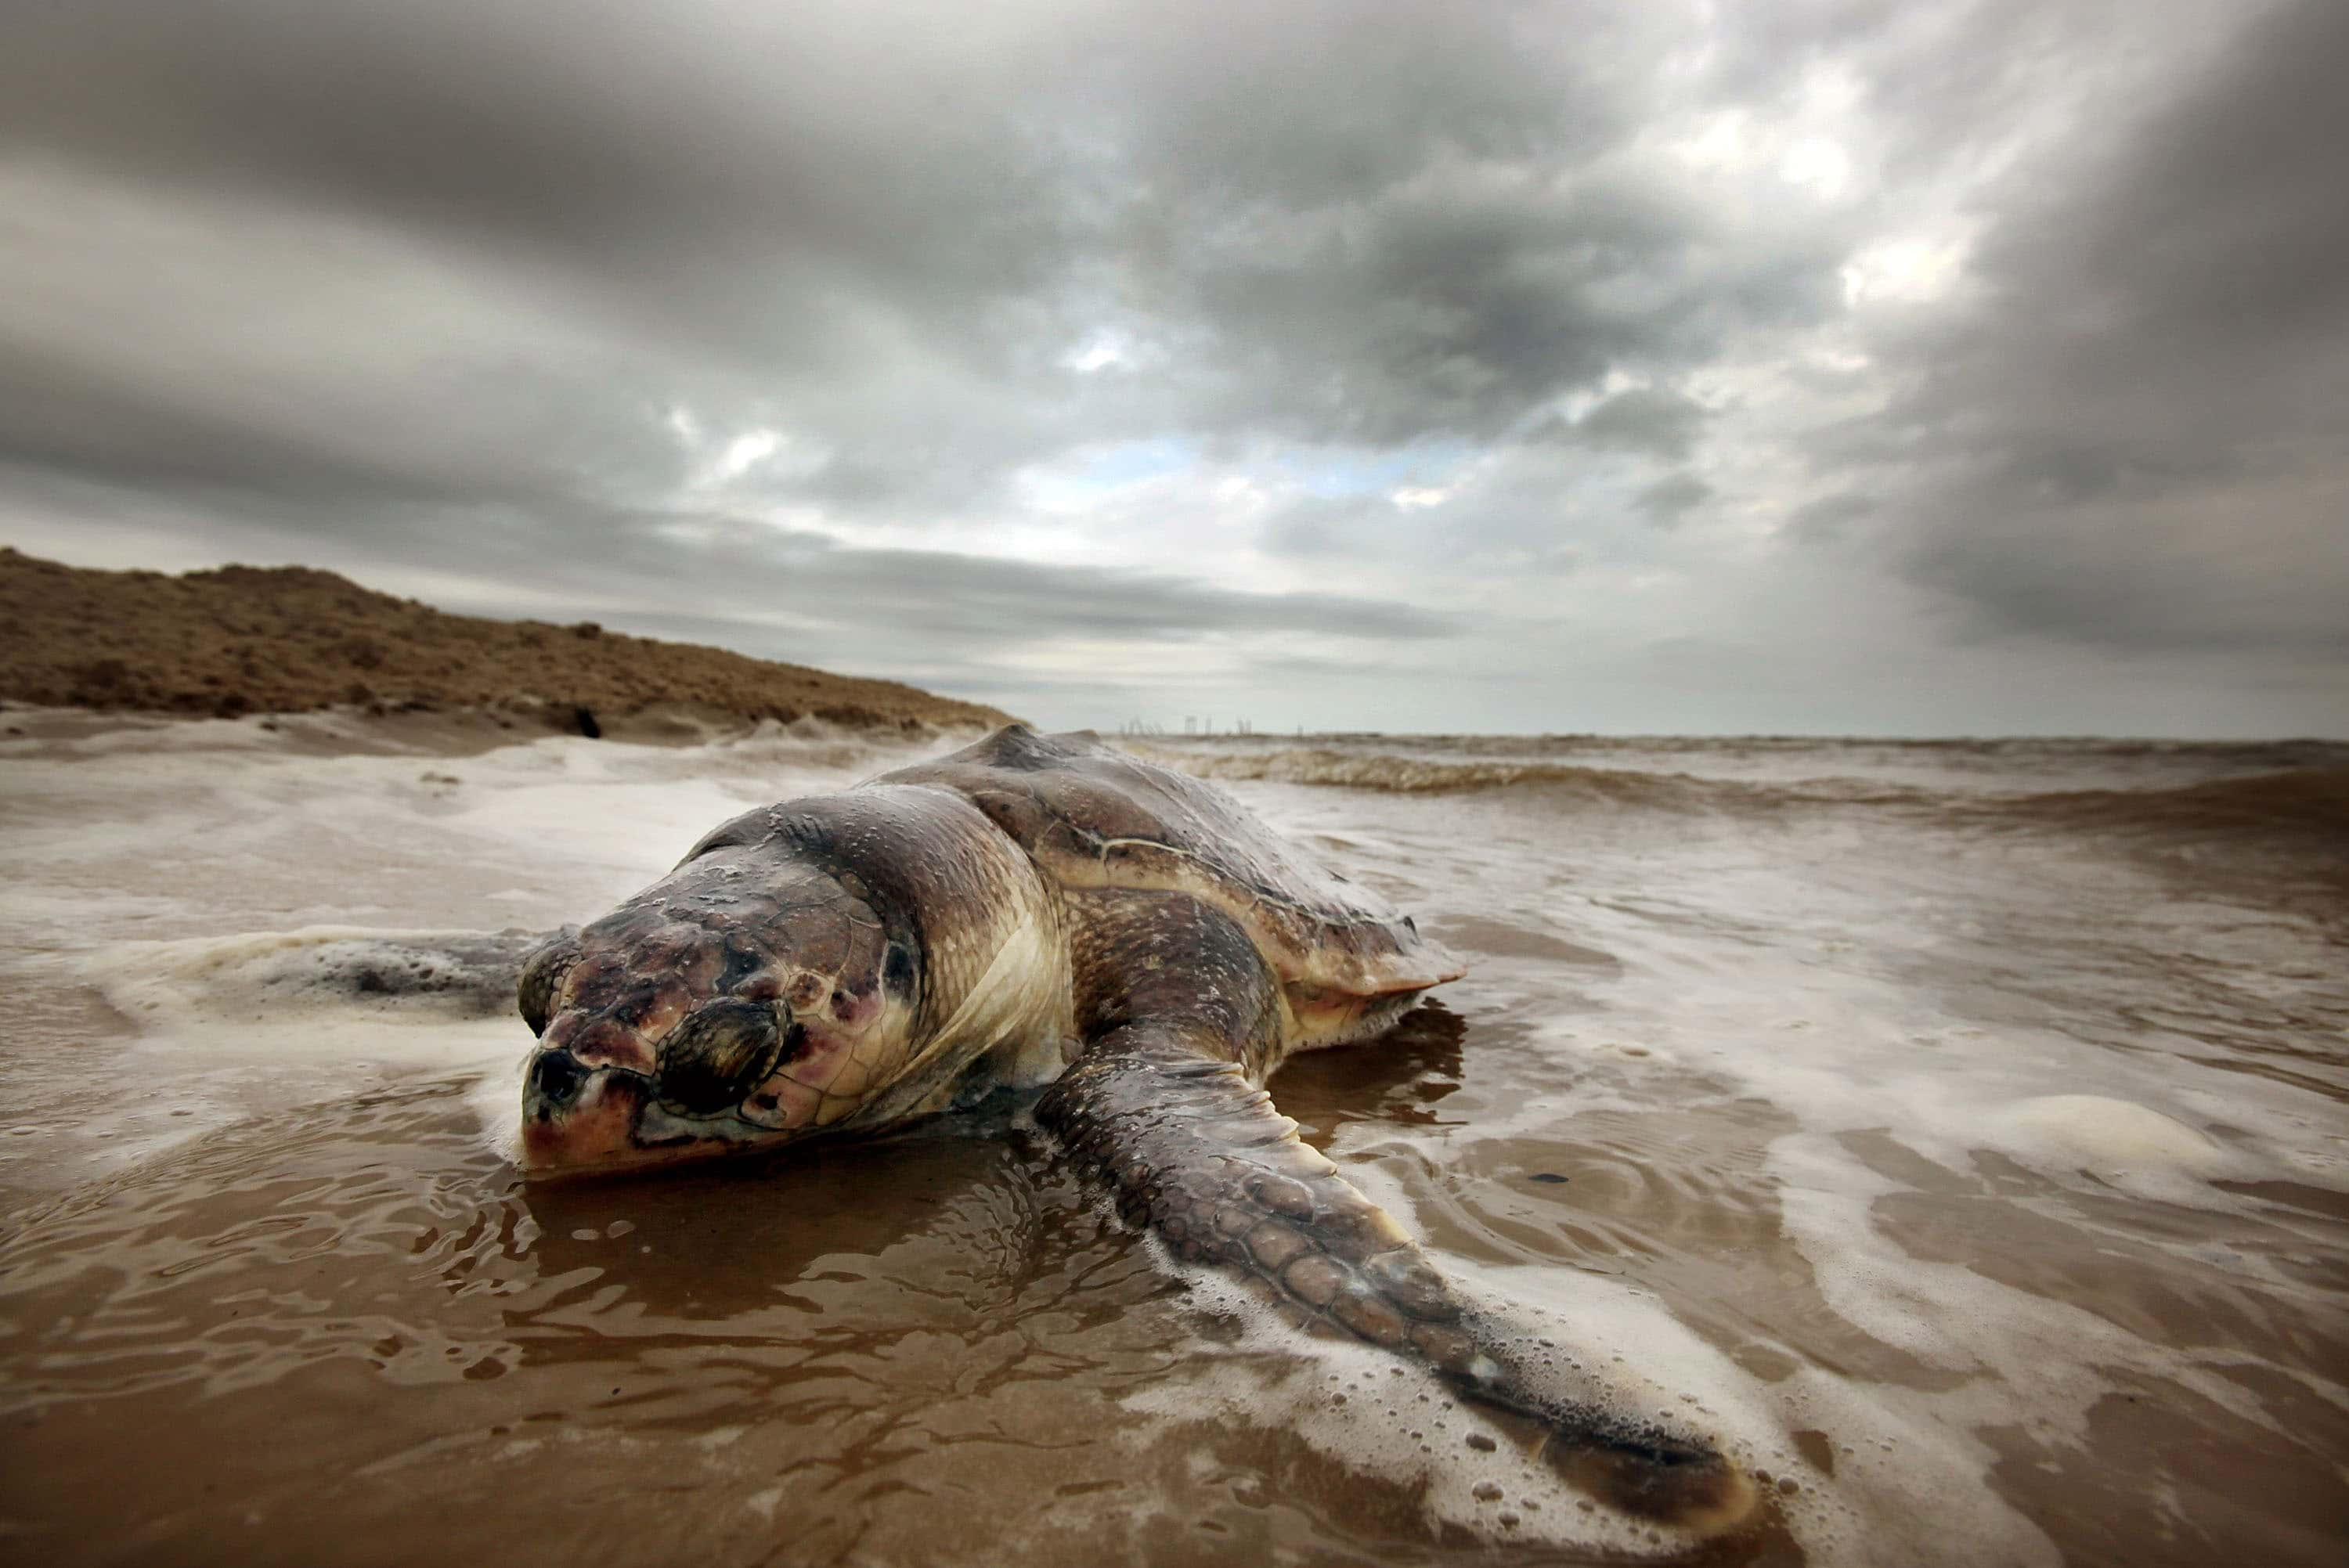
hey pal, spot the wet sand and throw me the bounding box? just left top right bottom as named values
left=2, top=719, right=2344, bottom=1565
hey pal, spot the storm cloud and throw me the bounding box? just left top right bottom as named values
left=1, top=0, right=2341, bottom=733
left=1857, top=0, right=2349, bottom=657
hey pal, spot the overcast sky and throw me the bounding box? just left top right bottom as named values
left=4, top=0, right=2344, bottom=735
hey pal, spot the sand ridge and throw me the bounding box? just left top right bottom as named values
left=0, top=547, right=1015, bottom=738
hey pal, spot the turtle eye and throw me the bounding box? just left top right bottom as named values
left=657, top=999, right=785, bottom=1114
left=517, top=928, right=583, bottom=1036
left=883, top=941, right=917, bottom=1000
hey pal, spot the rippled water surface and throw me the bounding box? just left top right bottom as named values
left=2, top=716, right=2345, bottom=1566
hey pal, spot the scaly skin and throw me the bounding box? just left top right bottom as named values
left=1039, top=889, right=1757, bottom=1531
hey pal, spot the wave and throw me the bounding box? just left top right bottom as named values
left=1979, top=766, right=2349, bottom=841
left=1128, top=744, right=1933, bottom=811
left=1137, top=743, right=2349, bottom=847
left=1154, top=732, right=2349, bottom=769
left=1132, top=744, right=1727, bottom=802
left=1128, top=746, right=1954, bottom=807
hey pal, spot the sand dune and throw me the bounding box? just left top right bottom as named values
left=0, top=547, right=1013, bottom=739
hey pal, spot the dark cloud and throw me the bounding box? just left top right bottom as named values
left=1633, top=473, right=1712, bottom=527
left=1853, top=0, right=2349, bottom=654
left=0, top=332, right=687, bottom=507
left=1784, top=493, right=1880, bottom=542
left=0, top=3, right=1073, bottom=331
left=1129, top=157, right=1845, bottom=446
left=0, top=0, right=1843, bottom=514
left=1533, top=387, right=1712, bottom=460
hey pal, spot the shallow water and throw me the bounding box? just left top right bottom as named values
left=2, top=716, right=2345, bottom=1565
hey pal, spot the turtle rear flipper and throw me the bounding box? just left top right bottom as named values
left=1042, top=892, right=1759, bottom=1536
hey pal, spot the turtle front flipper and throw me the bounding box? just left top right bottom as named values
left=1041, top=892, right=1759, bottom=1536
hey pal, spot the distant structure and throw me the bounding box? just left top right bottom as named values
left=1118, top=717, right=1251, bottom=737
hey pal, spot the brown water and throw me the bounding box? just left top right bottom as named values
left=3, top=715, right=2346, bottom=1566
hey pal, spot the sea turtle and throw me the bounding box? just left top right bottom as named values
left=514, top=724, right=1755, bottom=1530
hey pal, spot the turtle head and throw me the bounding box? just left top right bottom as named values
left=514, top=834, right=925, bottom=1177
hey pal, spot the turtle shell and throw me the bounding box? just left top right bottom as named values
left=881, top=726, right=1463, bottom=1002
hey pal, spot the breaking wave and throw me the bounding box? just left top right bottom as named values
left=1133, top=743, right=1971, bottom=813
left=1133, top=744, right=1733, bottom=802
left=1135, top=741, right=2349, bottom=856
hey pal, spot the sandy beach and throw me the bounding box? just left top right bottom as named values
left=3, top=694, right=2344, bottom=1565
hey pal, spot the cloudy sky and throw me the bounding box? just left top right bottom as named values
left=4, top=0, right=2344, bottom=735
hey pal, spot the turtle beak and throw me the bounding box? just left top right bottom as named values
left=519, top=1047, right=652, bottom=1173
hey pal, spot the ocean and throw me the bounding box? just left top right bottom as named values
left=2, top=715, right=2344, bottom=1565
